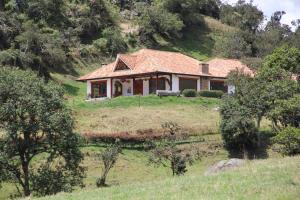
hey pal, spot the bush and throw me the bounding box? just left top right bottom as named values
left=198, top=90, right=224, bottom=98
left=272, top=126, right=300, bottom=156
left=182, top=89, right=197, bottom=97
left=220, top=96, right=258, bottom=158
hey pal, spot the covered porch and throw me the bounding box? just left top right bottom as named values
left=86, top=72, right=211, bottom=100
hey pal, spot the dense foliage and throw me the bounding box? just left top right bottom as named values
left=272, top=126, right=300, bottom=156
left=220, top=46, right=300, bottom=157
left=0, top=68, right=85, bottom=197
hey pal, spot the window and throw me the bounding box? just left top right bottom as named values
left=210, top=80, right=227, bottom=92
left=149, top=78, right=166, bottom=94
left=179, top=78, right=197, bottom=91
left=91, top=81, right=107, bottom=98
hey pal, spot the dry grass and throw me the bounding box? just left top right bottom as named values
left=74, top=105, right=220, bottom=135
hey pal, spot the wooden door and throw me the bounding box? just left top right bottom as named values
left=133, top=80, right=143, bottom=95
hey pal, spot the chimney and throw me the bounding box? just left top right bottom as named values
left=200, top=63, right=209, bottom=74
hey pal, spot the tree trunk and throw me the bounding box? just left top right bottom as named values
left=22, top=161, right=30, bottom=196
left=256, top=116, right=262, bottom=147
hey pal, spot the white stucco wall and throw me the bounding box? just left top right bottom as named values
left=228, top=85, right=235, bottom=94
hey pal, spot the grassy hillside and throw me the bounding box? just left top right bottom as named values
left=36, top=156, right=300, bottom=200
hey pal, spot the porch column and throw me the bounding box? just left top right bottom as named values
left=87, top=81, right=92, bottom=99
left=107, top=78, right=112, bottom=98
left=169, top=74, right=172, bottom=91
left=197, top=78, right=201, bottom=92
left=156, top=73, right=158, bottom=93
left=172, top=74, right=179, bottom=92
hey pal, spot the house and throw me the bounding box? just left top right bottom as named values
left=77, top=49, right=253, bottom=100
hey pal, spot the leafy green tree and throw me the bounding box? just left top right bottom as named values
left=27, top=0, right=66, bottom=28
left=138, top=4, right=184, bottom=45
left=162, top=0, right=221, bottom=25
left=255, top=11, right=292, bottom=57
left=14, top=21, right=67, bottom=78
left=0, top=68, right=85, bottom=197
left=0, top=12, right=20, bottom=50
left=263, top=45, right=300, bottom=75
left=215, top=31, right=252, bottom=59
left=102, top=27, right=127, bottom=57
left=220, top=0, right=263, bottom=33
left=268, top=95, right=300, bottom=129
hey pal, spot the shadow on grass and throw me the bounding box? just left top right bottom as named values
left=63, top=83, right=80, bottom=96
left=228, top=130, right=275, bottom=160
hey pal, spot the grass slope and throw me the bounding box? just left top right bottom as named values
left=36, top=156, right=300, bottom=200
left=159, top=16, right=236, bottom=61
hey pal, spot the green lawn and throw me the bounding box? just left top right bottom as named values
left=36, top=156, right=300, bottom=200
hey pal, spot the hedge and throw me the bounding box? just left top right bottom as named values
left=198, top=90, right=224, bottom=98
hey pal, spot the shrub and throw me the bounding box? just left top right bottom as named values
left=182, top=89, right=197, bottom=97
left=198, top=90, right=224, bottom=98
left=149, top=122, right=201, bottom=176
left=220, top=96, right=258, bottom=158
left=272, top=126, right=300, bottom=156
left=83, top=129, right=166, bottom=145
left=96, top=141, right=122, bottom=187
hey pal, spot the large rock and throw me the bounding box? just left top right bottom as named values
left=205, top=159, right=245, bottom=175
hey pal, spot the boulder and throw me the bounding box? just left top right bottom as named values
left=205, top=158, right=245, bottom=175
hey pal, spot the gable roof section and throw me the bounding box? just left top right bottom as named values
left=208, top=58, right=254, bottom=78
left=78, top=50, right=254, bottom=81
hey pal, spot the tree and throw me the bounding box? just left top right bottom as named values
left=96, top=141, right=122, bottom=187
left=255, top=11, right=292, bottom=57
left=215, top=31, right=252, bottom=59
left=268, top=95, right=300, bottom=129
left=162, top=0, right=221, bottom=25
left=138, top=4, right=184, bottom=45
left=149, top=122, right=200, bottom=176
left=14, top=21, right=67, bottom=78
left=220, top=0, right=263, bottom=33
left=0, top=68, right=85, bottom=197
left=263, top=45, right=300, bottom=75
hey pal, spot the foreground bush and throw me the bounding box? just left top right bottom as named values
left=182, top=89, right=197, bottom=97
left=198, top=90, right=224, bottom=98
left=272, top=126, right=300, bottom=156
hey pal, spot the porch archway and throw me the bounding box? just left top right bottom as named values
left=114, top=81, right=123, bottom=97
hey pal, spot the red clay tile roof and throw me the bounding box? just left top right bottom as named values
left=78, top=49, right=254, bottom=81
left=78, top=49, right=210, bottom=81
left=208, top=58, right=254, bottom=78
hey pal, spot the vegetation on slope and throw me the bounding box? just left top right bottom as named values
left=36, top=156, right=300, bottom=200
